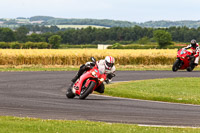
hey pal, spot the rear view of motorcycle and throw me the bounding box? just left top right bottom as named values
left=172, top=49, right=195, bottom=72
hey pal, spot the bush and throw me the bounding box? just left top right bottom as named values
left=138, top=36, right=150, bottom=45
left=0, top=42, right=10, bottom=48
left=60, top=44, right=97, bottom=49
left=36, top=42, right=50, bottom=49
left=107, top=44, right=157, bottom=49
left=24, top=42, right=35, bottom=49
left=10, top=42, right=21, bottom=49
left=107, top=44, right=182, bottom=49
left=0, top=42, right=50, bottom=49
left=111, top=43, right=123, bottom=49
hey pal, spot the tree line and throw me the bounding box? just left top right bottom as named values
left=0, top=25, right=200, bottom=45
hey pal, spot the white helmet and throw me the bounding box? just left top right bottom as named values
left=105, top=56, right=115, bottom=70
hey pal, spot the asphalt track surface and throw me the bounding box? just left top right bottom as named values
left=0, top=71, right=200, bottom=127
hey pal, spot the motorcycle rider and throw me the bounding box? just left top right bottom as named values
left=183, top=39, right=199, bottom=69
left=71, top=56, right=116, bottom=93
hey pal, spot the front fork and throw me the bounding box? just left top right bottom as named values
left=73, top=79, right=97, bottom=95
left=177, top=58, right=184, bottom=68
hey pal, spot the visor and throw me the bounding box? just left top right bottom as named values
left=106, top=60, right=114, bottom=67
left=191, top=43, right=196, bottom=47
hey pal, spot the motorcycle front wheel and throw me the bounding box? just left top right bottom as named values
left=79, top=81, right=96, bottom=99
left=172, top=59, right=181, bottom=72
left=66, top=83, right=75, bottom=99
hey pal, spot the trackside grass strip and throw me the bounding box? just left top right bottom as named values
left=0, top=116, right=199, bottom=133
left=105, top=77, right=200, bottom=105
left=0, top=65, right=199, bottom=71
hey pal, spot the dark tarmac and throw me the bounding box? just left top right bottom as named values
left=0, top=71, right=200, bottom=127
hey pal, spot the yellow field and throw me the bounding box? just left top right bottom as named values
left=0, top=49, right=177, bottom=65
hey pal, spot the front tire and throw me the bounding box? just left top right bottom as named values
left=66, top=83, right=75, bottom=99
left=172, top=59, right=181, bottom=72
left=79, top=81, right=96, bottom=99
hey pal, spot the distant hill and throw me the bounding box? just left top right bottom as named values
left=139, top=20, right=200, bottom=28
left=29, top=16, right=135, bottom=27
left=30, top=16, right=55, bottom=21
left=1, top=16, right=200, bottom=28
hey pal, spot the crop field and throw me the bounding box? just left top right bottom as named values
left=0, top=49, right=177, bottom=66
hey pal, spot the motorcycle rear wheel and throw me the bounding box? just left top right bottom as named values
left=187, top=66, right=195, bottom=72
left=79, top=81, right=96, bottom=99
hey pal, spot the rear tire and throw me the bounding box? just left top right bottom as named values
left=187, top=65, right=195, bottom=72
left=79, top=81, right=96, bottom=99
left=172, top=59, right=181, bottom=72
left=66, top=83, right=75, bottom=99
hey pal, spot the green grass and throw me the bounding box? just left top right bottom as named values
left=0, top=65, right=200, bottom=71
left=1, top=65, right=200, bottom=71
left=0, top=116, right=199, bottom=133
left=105, top=77, right=200, bottom=105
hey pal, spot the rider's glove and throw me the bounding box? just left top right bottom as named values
left=107, top=73, right=116, bottom=79
left=105, top=79, right=110, bottom=84
left=85, top=62, right=94, bottom=69
left=90, top=62, right=95, bottom=66
left=85, top=64, right=91, bottom=68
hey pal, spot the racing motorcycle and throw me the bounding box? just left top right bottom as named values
left=66, top=57, right=110, bottom=99
left=172, top=48, right=195, bottom=72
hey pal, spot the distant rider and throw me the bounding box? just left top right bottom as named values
left=71, top=56, right=116, bottom=93
left=183, top=39, right=199, bottom=68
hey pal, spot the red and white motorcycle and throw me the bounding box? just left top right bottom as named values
left=66, top=57, right=110, bottom=99
left=172, top=49, right=196, bottom=72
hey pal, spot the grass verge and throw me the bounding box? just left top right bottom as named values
left=0, top=116, right=199, bottom=133
left=105, top=77, right=200, bottom=105
left=0, top=65, right=200, bottom=71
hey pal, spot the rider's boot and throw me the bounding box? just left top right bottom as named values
left=71, top=75, right=79, bottom=83
left=71, top=65, right=86, bottom=83
left=95, top=83, right=105, bottom=93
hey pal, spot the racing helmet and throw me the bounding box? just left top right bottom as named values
left=191, top=39, right=197, bottom=47
left=105, top=56, right=115, bottom=70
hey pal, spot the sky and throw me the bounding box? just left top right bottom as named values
left=0, top=0, right=200, bottom=22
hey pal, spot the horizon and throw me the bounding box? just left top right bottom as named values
left=2, top=15, right=200, bottom=23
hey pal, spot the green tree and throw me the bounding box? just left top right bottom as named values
left=48, top=35, right=62, bottom=49
left=27, top=33, right=45, bottom=42
left=153, top=30, right=172, bottom=48
left=138, top=36, right=150, bottom=45
left=15, top=26, right=29, bottom=42
left=0, top=28, right=15, bottom=42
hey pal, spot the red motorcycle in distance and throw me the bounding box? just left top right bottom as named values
left=66, top=57, right=108, bottom=99
left=172, top=49, right=195, bottom=72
